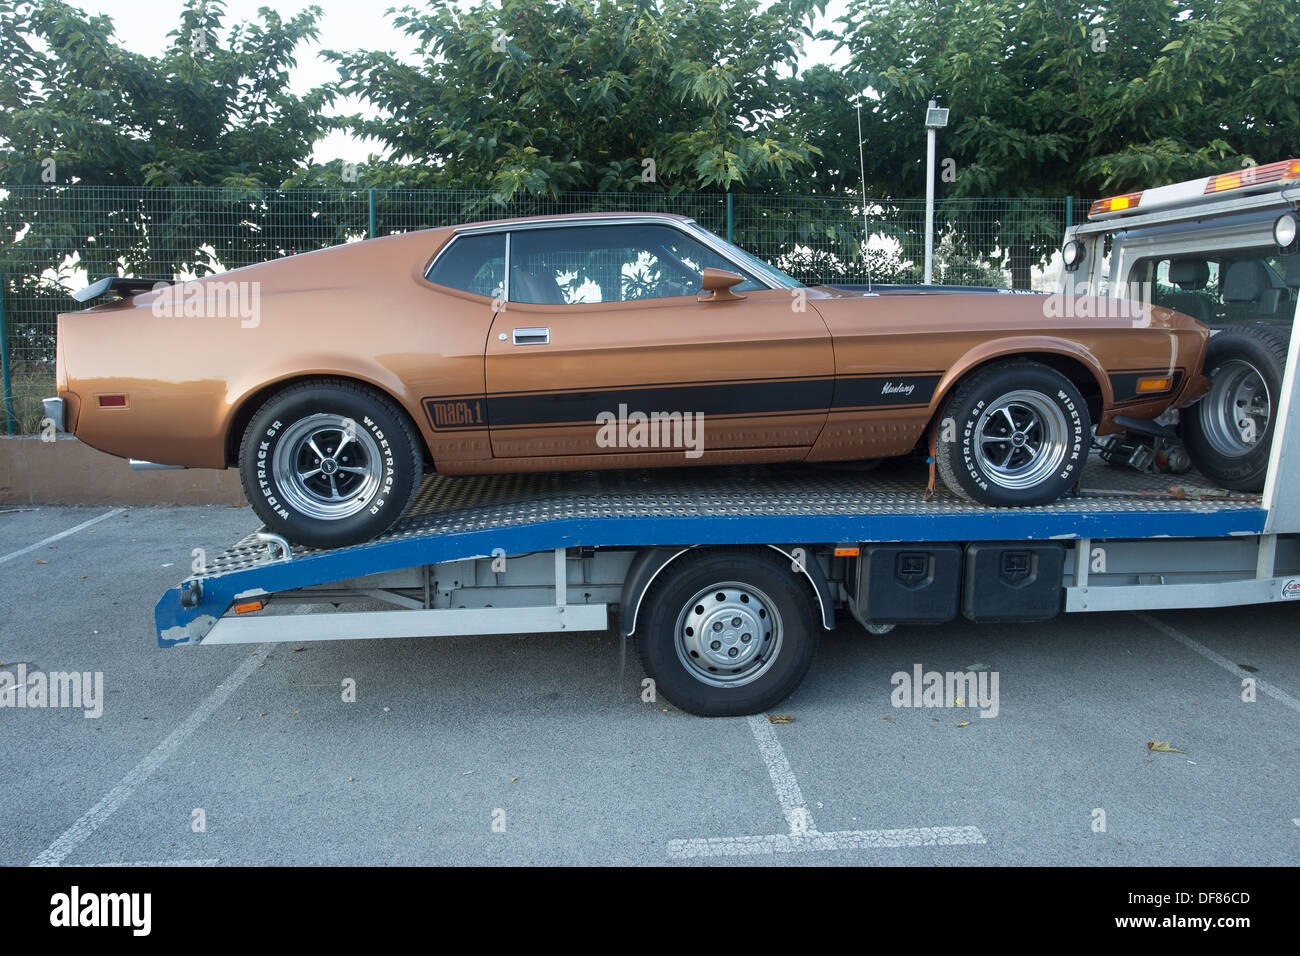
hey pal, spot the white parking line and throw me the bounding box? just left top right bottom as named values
left=30, top=645, right=270, bottom=867
left=747, top=714, right=814, bottom=833
left=669, top=826, right=987, bottom=859
left=0, top=508, right=124, bottom=566
left=81, top=859, right=219, bottom=867
left=667, top=714, right=986, bottom=860
left=1137, top=612, right=1300, bottom=714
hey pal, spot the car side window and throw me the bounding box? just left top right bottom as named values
left=507, top=224, right=763, bottom=305
left=426, top=233, right=506, bottom=297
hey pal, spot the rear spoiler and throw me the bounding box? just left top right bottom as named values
left=71, top=277, right=174, bottom=303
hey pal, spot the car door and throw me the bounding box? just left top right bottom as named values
left=483, top=221, right=834, bottom=461
left=416, top=231, right=504, bottom=464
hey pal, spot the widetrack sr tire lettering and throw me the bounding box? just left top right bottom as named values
left=238, top=380, right=423, bottom=548
left=935, top=360, right=1091, bottom=507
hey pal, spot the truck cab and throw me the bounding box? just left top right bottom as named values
left=1060, top=158, right=1300, bottom=331
left=1058, top=159, right=1300, bottom=488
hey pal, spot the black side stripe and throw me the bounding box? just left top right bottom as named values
left=487, top=378, right=835, bottom=429
left=423, top=373, right=952, bottom=432
left=830, top=373, right=942, bottom=410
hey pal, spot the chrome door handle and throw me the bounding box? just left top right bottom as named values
left=512, top=327, right=550, bottom=345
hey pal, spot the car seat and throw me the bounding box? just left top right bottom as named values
left=1161, top=259, right=1214, bottom=323
left=1222, top=260, right=1283, bottom=321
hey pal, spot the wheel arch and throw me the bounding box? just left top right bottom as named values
left=930, top=341, right=1110, bottom=429
left=224, top=373, right=430, bottom=468
left=619, top=545, right=836, bottom=637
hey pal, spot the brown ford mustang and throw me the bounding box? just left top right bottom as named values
left=51, top=212, right=1210, bottom=547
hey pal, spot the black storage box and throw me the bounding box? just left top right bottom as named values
left=961, top=541, right=1064, bottom=622
left=855, top=543, right=962, bottom=624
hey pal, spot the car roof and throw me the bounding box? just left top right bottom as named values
left=450, top=211, right=695, bottom=234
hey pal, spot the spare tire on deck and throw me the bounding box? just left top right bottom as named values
left=1180, top=325, right=1290, bottom=492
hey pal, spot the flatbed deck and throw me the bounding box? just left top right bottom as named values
left=156, top=455, right=1269, bottom=647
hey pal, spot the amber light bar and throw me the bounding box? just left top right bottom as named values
left=1204, top=158, right=1300, bottom=194
left=1088, top=192, right=1144, bottom=218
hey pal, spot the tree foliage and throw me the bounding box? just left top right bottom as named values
left=315, top=0, right=827, bottom=200
left=0, top=0, right=332, bottom=187
left=832, top=0, right=1300, bottom=285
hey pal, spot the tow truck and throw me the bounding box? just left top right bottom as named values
left=151, top=160, right=1300, bottom=717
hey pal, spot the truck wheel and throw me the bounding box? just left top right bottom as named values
left=1180, top=326, right=1289, bottom=492
left=635, top=549, right=820, bottom=717
left=935, top=360, right=1090, bottom=506
left=239, top=380, right=423, bottom=549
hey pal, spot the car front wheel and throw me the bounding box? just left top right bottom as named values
left=935, top=360, right=1090, bottom=506
left=239, top=380, right=423, bottom=548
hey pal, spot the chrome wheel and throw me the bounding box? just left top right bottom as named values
left=972, top=390, right=1069, bottom=490
left=271, top=414, right=383, bottom=521
left=1197, top=359, right=1270, bottom=458
left=674, top=581, right=783, bottom=688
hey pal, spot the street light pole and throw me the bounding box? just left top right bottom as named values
left=922, top=99, right=949, bottom=285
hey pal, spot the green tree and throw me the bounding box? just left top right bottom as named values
left=0, top=0, right=346, bottom=284
left=318, top=0, right=826, bottom=200
left=0, top=0, right=332, bottom=187
left=834, top=0, right=1300, bottom=287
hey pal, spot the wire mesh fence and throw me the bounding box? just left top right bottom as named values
left=0, top=185, right=1077, bottom=433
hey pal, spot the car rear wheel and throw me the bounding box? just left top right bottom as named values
left=935, top=360, right=1090, bottom=506
left=239, top=380, right=423, bottom=548
left=635, top=549, right=820, bottom=717
left=1180, top=326, right=1289, bottom=492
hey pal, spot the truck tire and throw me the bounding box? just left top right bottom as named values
left=1180, top=325, right=1289, bottom=492
left=635, top=549, right=820, bottom=717
left=935, top=360, right=1090, bottom=506
left=239, top=380, right=423, bottom=549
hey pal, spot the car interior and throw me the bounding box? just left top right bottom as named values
left=1134, top=250, right=1299, bottom=327
left=507, top=225, right=762, bottom=305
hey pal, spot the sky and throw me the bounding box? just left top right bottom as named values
left=77, top=0, right=856, bottom=165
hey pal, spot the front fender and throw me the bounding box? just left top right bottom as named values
left=930, top=336, right=1114, bottom=417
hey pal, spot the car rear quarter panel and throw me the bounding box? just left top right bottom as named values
left=60, top=228, right=494, bottom=468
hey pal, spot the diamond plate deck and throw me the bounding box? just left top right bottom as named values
left=198, top=456, right=1260, bottom=580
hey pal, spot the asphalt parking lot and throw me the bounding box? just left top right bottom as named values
left=2, top=505, right=1298, bottom=866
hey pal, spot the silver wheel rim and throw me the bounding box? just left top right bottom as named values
left=972, top=389, right=1069, bottom=490
left=271, top=414, right=383, bottom=521
left=1198, top=359, right=1270, bottom=458
left=674, top=580, right=783, bottom=688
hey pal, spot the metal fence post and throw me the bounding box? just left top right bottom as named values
left=726, top=192, right=734, bottom=243
left=1066, top=196, right=1073, bottom=230
left=368, top=188, right=377, bottom=239
left=0, top=275, right=17, bottom=434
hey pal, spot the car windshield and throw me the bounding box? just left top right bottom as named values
left=686, top=223, right=804, bottom=289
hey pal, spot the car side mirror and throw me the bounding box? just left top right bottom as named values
left=698, top=267, right=746, bottom=302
